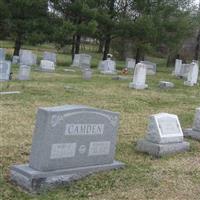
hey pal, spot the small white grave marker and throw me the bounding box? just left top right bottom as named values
left=136, top=113, right=190, bottom=157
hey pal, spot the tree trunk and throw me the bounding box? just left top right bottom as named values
left=13, top=33, right=22, bottom=56
left=135, top=47, right=141, bottom=64
left=103, top=35, right=111, bottom=60
left=71, top=34, right=76, bottom=62
left=75, top=34, right=81, bottom=54
left=194, top=30, right=200, bottom=60
left=98, top=38, right=104, bottom=53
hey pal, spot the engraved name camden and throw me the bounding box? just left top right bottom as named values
left=65, top=124, right=104, bottom=135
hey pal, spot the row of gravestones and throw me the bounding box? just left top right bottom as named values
left=10, top=104, right=200, bottom=193
left=174, top=59, right=199, bottom=86
left=0, top=48, right=57, bottom=81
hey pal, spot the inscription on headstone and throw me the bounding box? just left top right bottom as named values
left=39, top=60, right=55, bottom=72
left=10, top=105, right=124, bottom=193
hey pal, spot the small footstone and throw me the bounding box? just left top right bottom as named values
left=159, top=81, right=174, bottom=89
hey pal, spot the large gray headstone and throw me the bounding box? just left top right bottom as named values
left=20, top=50, right=35, bottom=66
left=71, top=54, right=81, bottom=67
left=18, top=65, right=31, bottom=80
left=39, top=60, right=55, bottom=72
left=184, top=108, right=200, bottom=140
left=10, top=105, right=124, bottom=193
left=136, top=113, right=189, bottom=157
left=129, top=63, right=148, bottom=89
left=79, top=54, right=92, bottom=69
left=0, top=61, right=11, bottom=81
left=125, top=58, right=136, bottom=69
left=100, top=59, right=116, bottom=75
left=140, top=61, right=156, bottom=75
left=43, top=52, right=56, bottom=64
left=0, top=48, right=5, bottom=61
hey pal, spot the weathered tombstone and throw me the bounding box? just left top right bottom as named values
left=174, top=59, right=182, bottom=76
left=129, top=63, right=148, bottom=89
left=184, top=108, right=200, bottom=140
left=100, top=59, right=116, bottom=75
left=136, top=113, right=190, bottom=157
left=82, top=68, right=92, bottom=80
left=12, top=56, right=20, bottom=64
left=0, top=61, right=11, bottom=81
left=18, top=65, right=31, bottom=80
left=184, top=61, right=199, bottom=86
left=79, top=54, right=92, bottom=69
left=159, top=81, right=174, bottom=89
left=20, top=50, right=35, bottom=66
left=71, top=54, right=81, bottom=67
left=10, top=105, right=125, bottom=193
left=0, top=48, right=5, bottom=61
left=125, top=58, right=136, bottom=69
left=140, top=61, right=156, bottom=75
left=98, top=60, right=104, bottom=71
left=40, top=60, right=55, bottom=72
left=43, top=52, right=57, bottom=64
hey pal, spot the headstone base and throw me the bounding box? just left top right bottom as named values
left=136, top=139, right=190, bottom=157
left=10, top=161, right=125, bottom=193
left=183, top=128, right=200, bottom=140
left=129, top=83, right=148, bottom=90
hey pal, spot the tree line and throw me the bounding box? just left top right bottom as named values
left=0, top=0, right=199, bottom=64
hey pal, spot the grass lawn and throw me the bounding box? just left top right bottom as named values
left=1, top=42, right=200, bottom=200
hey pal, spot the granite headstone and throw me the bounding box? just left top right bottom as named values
left=10, top=105, right=124, bottom=193
left=18, top=65, right=31, bottom=80
left=136, top=113, right=190, bottom=157
left=129, top=63, right=148, bottom=89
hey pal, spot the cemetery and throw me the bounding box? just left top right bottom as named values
left=1, top=1, right=200, bottom=200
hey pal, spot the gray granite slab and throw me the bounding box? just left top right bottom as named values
left=10, top=105, right=124, bottom=193
left=0, top=48, right=5, bottom=61
left=43, top=52, right=56, bottom=64
left=159, top=81, right=174, bottom=89
left=0, top=61, right=11, bottom=81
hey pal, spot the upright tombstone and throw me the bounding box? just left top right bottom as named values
left=184, top=61, right=199, bottom=86
left=174, top=59, right=182, bottom=76
left=184, top=108, right=200, bottom=140
left=0, top=61, right=11, bottom=81
left=125, top=58, right=136, bottom=69
left=43, top=51, right=57, bottom=64
left=39, top=60, right=55, bottom=72
left=136, top=113, right=190, bottom=157
left=98, top=60, right=104, bottom=71
left=71, top=54, right=81, bottom=67
left=140, top=61, right=156, bottom=75
left=20, top=50, right=35, bottom=66
left=0, top=48, right=5, bottom=61
left=18, top=65, right=31, bottom=80
left=79, top=54, right=92, bottom=69
left=129, top=63, right=148, bottom=89
left=10, top=105, right=125, bottom=193
left=100, top=59, right=116, bottom=75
